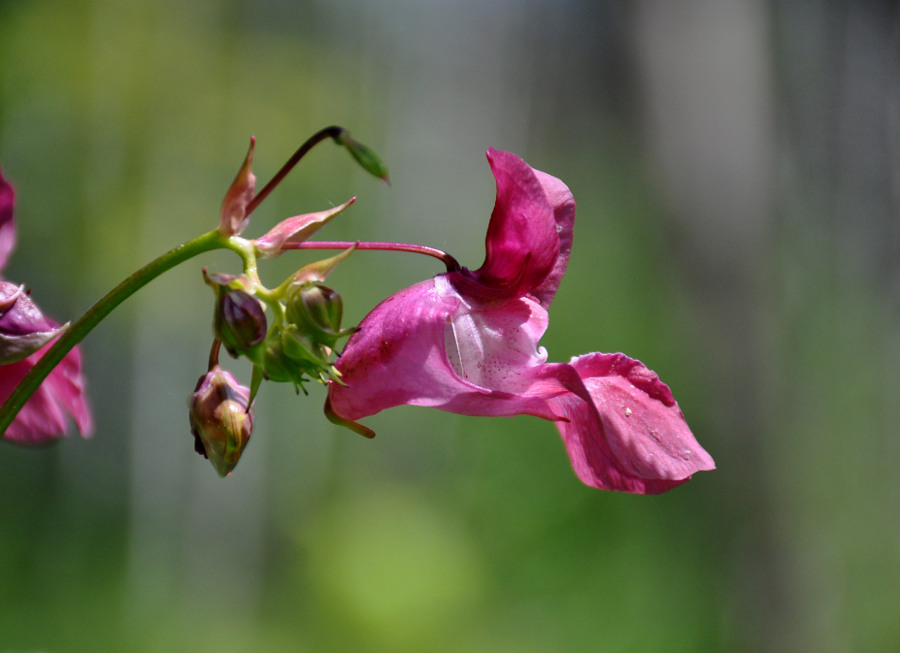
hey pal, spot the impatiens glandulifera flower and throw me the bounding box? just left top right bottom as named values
left=326, top=149, right=715, bottom=493
left=189, top=364, right=254, bottom=477
left=0, top=168, right=92, bottom=443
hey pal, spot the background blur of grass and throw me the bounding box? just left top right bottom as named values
left=1, top=1, right=898, bottom=651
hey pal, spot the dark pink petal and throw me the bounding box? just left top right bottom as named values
left=329, top=278, right=466, bottom=422
left=0, top=167, right=17, bottom=271
left=549, top=353, right=715, bottom=494
left=529, top=168, right=576, bottom=309
left=1, top=340, right=92, bottom=444
left=462, top=149, right=560, bottom=301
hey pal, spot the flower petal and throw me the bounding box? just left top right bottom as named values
left=529, top=167, right=576, bottom=309
left=0, top=283, right=66, bottom=363
left=328, top=278, right=463, bottom=422
left=0, top=168, right=15, bottom=271
left=1, top=342, right=92, bottom=444
left=549, top=353, right=715, bottom=493
left=464, top=149, right=560, bottom=300
left=328, top=277, right=568, bottom=428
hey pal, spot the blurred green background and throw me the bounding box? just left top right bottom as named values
left=2, top=1, right=898, bottom=651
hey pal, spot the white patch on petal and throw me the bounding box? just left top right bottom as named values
left=435, top=276, right=549, bottom=393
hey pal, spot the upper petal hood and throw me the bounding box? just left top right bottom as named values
left=452, top=149, right=574, bottom=306
left=529, top=167, right=576, bottom=309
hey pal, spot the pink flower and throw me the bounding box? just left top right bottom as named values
left=326, top=149, right=714, bottom=493
left=0, top=167, right=92, bottom=443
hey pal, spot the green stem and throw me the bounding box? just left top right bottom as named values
left=0, top=229, right=226, bottom=438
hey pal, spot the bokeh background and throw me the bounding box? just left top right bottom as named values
left=2, top=0, right=899, bottom=651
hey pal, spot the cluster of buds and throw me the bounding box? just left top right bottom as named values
left=188, top=131, right=385, bottom=475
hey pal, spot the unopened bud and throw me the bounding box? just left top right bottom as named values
left=285, top=282, right=345, bottom=349
left=188, top=367, right=254, bottom=477
left=203, top=269, right=267, bottom=358
left=253, top=324, right=341, bottom=392
left=216, top=288, right=267, bottom=357
left=335, top=131, right=390, bottom=184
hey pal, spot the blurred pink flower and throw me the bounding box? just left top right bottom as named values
left=0, top=168, right=92, bottom=443
left=327, top=149, right=714, bottom=493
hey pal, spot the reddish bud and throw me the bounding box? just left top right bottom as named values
left=188, top=366, right=254, bottom=476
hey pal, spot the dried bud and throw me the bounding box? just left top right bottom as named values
left=188, top=367, right=254, bottom=477
left=219, top=137, right=256, bottom=237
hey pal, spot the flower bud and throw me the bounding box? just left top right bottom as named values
left=252, top=324, right=341, bottom=393
left=203, top=269, right=267, bottom=358
left=188, top=366, right=254, bottom=477
left=285, top=282, right=345, bottom=349
left=335, top=131, right=390, bottom=184
left=215, top=288, right=267, bottom=357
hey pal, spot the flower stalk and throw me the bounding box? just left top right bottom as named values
left=0, top=230, right=226, bottom=437
left=286, top=240, right=460, bottom=272
left=245, top=125, right=389, bottom=217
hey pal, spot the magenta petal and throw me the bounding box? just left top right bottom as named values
left=529, top=168, right=576, bottom=309
left=470, top=149, right=560, bottom=298
left=0, top=168, right=17, bottom=271
left=0, top=282, right=66, bottom=363
left=329, top=277, right=566, bottom=425
left=328, top=278, right=465, bottom=421
left=1, top=342, right=92, bottom=444
left=550, top=353, right=715, bottom=494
